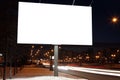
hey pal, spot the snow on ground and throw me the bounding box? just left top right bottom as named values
left=7, top=76, right=87, bottom=80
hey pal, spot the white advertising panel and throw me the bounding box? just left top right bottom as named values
left=17, top=2, right=92, bottom=45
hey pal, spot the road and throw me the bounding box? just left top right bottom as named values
left=43, top=63, right=120, bottom=80
left=59, top=69, right=120, bottom=80
left=2, top=64, right=119, bottom=80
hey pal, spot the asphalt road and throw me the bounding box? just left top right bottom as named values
left=59, top=70, right=120, bottom=80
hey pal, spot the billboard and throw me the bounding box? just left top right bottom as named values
left=17, top=2, right=92, bottom=45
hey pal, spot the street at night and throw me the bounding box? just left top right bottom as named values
left=1, top=0, right=120, bottom=80
left=60, top=69, right=120, bottom=80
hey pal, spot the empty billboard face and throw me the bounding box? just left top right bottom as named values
left=17, top=2, right=92, bottom=45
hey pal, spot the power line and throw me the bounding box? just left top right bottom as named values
left=89, top=0, right=94, bottom=6
left=72, top=0, right=76, bottom=5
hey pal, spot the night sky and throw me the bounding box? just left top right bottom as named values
left=1, top=0, right=120, bottom=51
left=93, top=0, right=120, bottom=43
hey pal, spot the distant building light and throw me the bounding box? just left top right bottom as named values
left=95, top=55, right=100, bottom=59
left=40, top=46, right=43, bottom=48
left=119, top=61, right=120, bottom=64
left=86, top=56, right=90, bottom=59
left=0, top=53, right=2, bottom=56
left=52, top=56, right=54, bottom=59
left=111, top=54, right=116, bottom=57
left=32, top=45, right=35, bottom=48
left=117, top=49, right=120, bottom=53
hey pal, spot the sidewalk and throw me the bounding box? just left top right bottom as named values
left=5, top=65, right=87, bottom=80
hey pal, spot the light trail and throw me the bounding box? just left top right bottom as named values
left=58, top=66, right=120, bottom=77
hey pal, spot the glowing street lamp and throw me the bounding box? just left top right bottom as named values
left=32, top=45, right=35, bottom=48
left=117, top=49, right=119, bottom=53
left=79, top=57, right=82, bottom=59
left=40, top=46, right=43, bottom=48
left=95, top=55, right=100, bottom=59
left=51, top=49, right=54, bottom=52
left=86, top=56, right=90, bottom=59
left=112, top=17, right=118, bottom=23
left=59, top=46, right=61, bottom=49
left=111, top=54, right=116, bottom=58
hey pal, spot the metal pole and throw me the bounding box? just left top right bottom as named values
left=54, top=45, right=58, bottom=76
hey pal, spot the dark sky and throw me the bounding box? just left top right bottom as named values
left=93, top=0, right=120, bottom=43
left=1, top=0, right=120, bottom=48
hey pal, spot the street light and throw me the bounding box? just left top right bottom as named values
left=86, top=56, right=90, bottom=60
left=117, top=49, right=119, bottom=53
left=59, top=46, right=61, bottom=49
left=51, top=49, right=54, bottom=52
left=32, top=45, right=35, bottom=48
left=111, top=54, right=116, bottom=58
left=40, top=46, right=43, bottom=48
left=112, top=17, right=118, bottom=23
left=95, top=55, right=100, bottom=59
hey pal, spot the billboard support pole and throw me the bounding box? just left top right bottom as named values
left=54, top=45, right=58, bottom=76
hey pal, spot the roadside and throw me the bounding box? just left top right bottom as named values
left=2, top=65, right=87, bottom=80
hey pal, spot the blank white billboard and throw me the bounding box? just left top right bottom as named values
left=17, top=2, right=92, bottom=45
